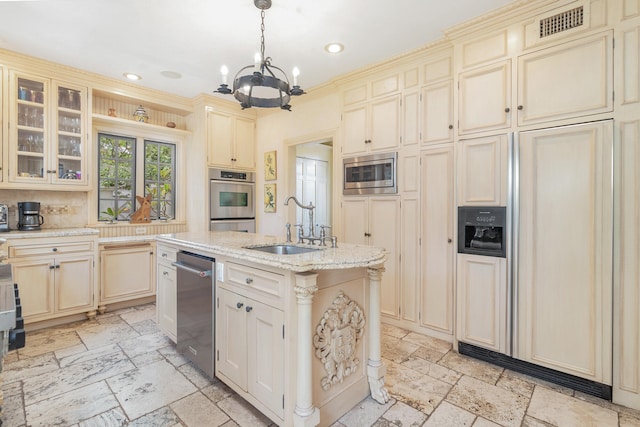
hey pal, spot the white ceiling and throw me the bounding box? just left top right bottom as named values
left=0, top=0, right=518, bottom=99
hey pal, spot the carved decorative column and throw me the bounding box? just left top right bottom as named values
left=367, top=266, right=389, bottom=404
left=293, top=272, right=320, bottom=427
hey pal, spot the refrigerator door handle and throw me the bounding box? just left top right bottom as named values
left=510, top=132, right=520, bottom=358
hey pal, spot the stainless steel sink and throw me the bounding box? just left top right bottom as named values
left=245, top=244, right=322, bottom=255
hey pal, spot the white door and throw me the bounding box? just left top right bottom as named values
left=516, top=121, right=613, bottom=384
left=296, top=156, right=329, bottom=234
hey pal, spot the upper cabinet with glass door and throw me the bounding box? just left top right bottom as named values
left=8, top=71, right=88, bottom=189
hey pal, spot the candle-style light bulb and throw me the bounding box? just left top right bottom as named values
left=220, top=65, right=229, bottom=85
left=292, top=67, right=300, bottom=86
left=254, top=53, right=262, bottom=73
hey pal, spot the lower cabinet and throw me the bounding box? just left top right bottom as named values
left=217, top=286, right=284, bottom=419
left=456, top=254, right=507, bottom=353
left=156, top=244, right=177, bottom=342
left=98, top=242, right=155, bottom=313
left=8, top=235, right=97, bottom=323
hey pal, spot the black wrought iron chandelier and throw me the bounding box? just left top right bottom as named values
left=215, top=0, right=304, bottom=110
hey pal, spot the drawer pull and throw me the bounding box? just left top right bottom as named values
left=245, top=278, right=253, bottom=284
left=237, top=302, right=244, bottom=309
left=245, top=306, right=253, bottom=312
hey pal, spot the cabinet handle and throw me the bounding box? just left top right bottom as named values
left=364, top=232, right=371, bottom=237
left=49, top=265, right=55, bottom=270
left=504, top=107, right=510, bottom=113
left=236, top=302, right=244, bottom=309
left=47, top=169, right=57, bottom=174
left=517, top=105, right=523, bottom=110
left=162, top=253, right=168, bottom=258
left=245, top=278, right=253, bottom=284
left=246, top=306, right=253, bottom=312
left=163, top=271, right=169, bottom=276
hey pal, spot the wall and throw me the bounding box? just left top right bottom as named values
left=0, top=189, right=87, bottom=229
left=254, top=88, right=340, bottom=237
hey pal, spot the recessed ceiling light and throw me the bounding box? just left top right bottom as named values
left=325, top=43, right=344, bottom=54
left=123, top=73, right=141, bottom=81
left=161, top=70, right=182, bottom=79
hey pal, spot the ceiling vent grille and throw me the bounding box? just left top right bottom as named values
left=540, top=6, right=584, bottom=38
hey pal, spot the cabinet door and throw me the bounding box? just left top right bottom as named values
left=207, top=110, right=233, bottom=168
left=217, top=288, right=248, bottom=390
left=10, top=71, right=49, bottom=183
left=342, top=105, right=367, bottom=156
left=458, top=134, right=508, bottom=206
left=517, top=121, right=613, bottom=384
left=402, top=90, right=420, bottom=147
left=369, top=197, right=400, bottom=319
left=420, top=146, right=454, bottom=335
left=422, top=80, right=453, bottom=144
left=400, top=195, right=420, bottom=323
left=517, top=32, right=612, bottom=126
left=99, top=244, right=155, bottom=304
left=52, top=81, right=87, bottom=186
left=369, top=95, right=400, bottom=152
left=340, top=198, right=368, bottom=245
left=56, top=255, right=94, bottom=314
left=157, top=263, right=177, bottom=342
left=459, top=60, right=511, bottom=135
left=12, top=258, right=55, bottom=320
left=247, top=299, right=284, bottom=418
left=233, top=116, right=256, bottom=170
left=457, top=254, right=507, bottom=353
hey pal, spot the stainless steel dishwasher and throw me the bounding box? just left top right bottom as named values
left=173, top=251, right=215, bottom=378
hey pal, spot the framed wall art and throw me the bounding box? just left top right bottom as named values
left=264, top=150, right=277, bottom=181
left=264, top=183, right=276, bottom=213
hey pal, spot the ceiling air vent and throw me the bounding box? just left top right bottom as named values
left=540, top=6, right=584, bottom=38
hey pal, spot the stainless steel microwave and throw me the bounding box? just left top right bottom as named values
left=343, top=152, right=397, bottom=195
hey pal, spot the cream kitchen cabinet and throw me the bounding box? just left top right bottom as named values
left=419, top=146, right=455, bottom=337
left=156, top=244, right=177, bottom=342
left=517, top=31, right=613, bottom=127
left=207, top=110, right=255, bottom=170
left=341, top=94, right=400, bottom=156
left=457, top=134, right=509, bottom=206
left=456, top=254, right=507, bottom=353
left=8, top=71, right=88, bottom=189
left=421, top=80, right=454, bottom=144
left=216, top=262, right=284, bottom=420
left=458, top=60, right=512, bottom=135
left=98, top=242, right=155, bottom=313
left=341, top=196, right=400, bottom=319
left=7, top=235, right=97, bottom=323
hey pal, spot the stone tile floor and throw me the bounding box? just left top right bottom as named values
left=2, top=303, right=640, bottom=426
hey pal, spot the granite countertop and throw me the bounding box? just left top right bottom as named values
left=0, top=228, right=99, bottom=243
left=156, top=231, right=386, bottom=272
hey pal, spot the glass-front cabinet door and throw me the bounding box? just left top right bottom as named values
left=13, top=74, right=48, bottom=182
left=53, top=82, right=86, bottom=185
left=9, top=71, right=87, bottom=188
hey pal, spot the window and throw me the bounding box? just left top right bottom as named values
left=98, top=132, right=176, bottom=221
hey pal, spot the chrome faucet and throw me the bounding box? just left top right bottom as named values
left=284, top=196, right=316, bottom=238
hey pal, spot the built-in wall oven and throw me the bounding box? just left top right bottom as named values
left=209, top=168, right=255, bottom=232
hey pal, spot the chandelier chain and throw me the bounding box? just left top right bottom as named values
left=260, top=9, right=266, bottom=65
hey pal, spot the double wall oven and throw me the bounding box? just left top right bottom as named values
left=209, top=168, right=255, bottom=232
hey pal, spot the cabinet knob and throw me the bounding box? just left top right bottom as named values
left=52, top=247, right=58, bottom=252
left=245, top=306, right=253, bottom=312
left=504, top=107, right=510, bottom=113
left=364, top=232, right=371, bottom=237
left=448, top=124, right=453, bottom=130
left=162, top=253, right=168, bottom=258
left=245, top=278, right=253, bottom=284
left=49, top=265, right=55, bottom=270
left=236, top=302, right=244, bottom=309
left=163, top=271, right=169, bottom=276
left=517, top=105, right=523, bottom=110
left=448, top=238, right=452, bottom=243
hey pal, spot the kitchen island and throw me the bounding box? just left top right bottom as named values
left=156, top=231, right=389, bottom=427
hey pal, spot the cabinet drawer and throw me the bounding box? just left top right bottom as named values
left=9, top=240, right=94, bottom=258
left=226, top=262, right=284, bottom=299
left=157, top=245, right=178, bottom=263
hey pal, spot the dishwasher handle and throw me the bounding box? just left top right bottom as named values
left=172, top=261, right=212, bottom=278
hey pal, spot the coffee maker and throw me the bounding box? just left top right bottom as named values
left=18, top=202, right=44, bottom=231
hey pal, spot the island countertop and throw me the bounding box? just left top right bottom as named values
left=156, top=231, right=386, bottom=272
